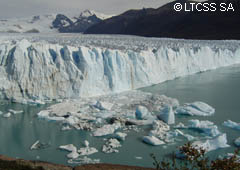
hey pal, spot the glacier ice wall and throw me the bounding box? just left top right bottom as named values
left=0, top=36, right=240, bottom=103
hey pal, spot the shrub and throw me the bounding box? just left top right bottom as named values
left=151, top=142, right=240, bottom=170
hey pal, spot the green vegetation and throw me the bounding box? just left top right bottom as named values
left=151, top=143, right=240, bottom=170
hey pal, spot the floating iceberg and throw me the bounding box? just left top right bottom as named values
left=78, top=146, right=98, bottom=156
left=0, top=111, right=3, bottom=115
left=142, top=136, right=165, bottom=146
left=114, top=132, right=127, bottom=141
left=30, top=140, right=50, bottom=150
left=234, top=137, right=240, bottom=147
left=9, top=109, right=24, bottom=114
left=2, top=112, right=11, bottom=118
left=223, top=120, right=240, bottom=131
left=149, top=120, right=170, bottom=140
left=170, top=129, right=195, bottom=141
left=93, top=123, right=121, bottom=137
left=157, top=105, right=175, bottom=125
left=192, top=134, right=229, bottom=152
left=102, top=138, right=121, bottom=153
left=77, top=140, right=98, bottom=156
left=59, top=144, right=79, bottom=159
left=188, top=119, right=220, bottom=137
left=174, top=122, right=187, bottom=129
left=135, top=105, right=153, bottom=120
left=94, top=101, right=114, bottom=111
left=175, top=102, right=215, bottom=116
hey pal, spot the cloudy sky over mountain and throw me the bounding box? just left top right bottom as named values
left=0, top=0, right=173, bottom=18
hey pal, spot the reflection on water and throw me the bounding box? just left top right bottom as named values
left=0, top=64, right=240, bottom=167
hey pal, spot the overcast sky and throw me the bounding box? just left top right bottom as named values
left=0, top=0, right=175, bottom=19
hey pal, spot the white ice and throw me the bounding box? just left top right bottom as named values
left=8, top=109, right=24, bottom=114
left=234, top=137, right=240, bottom=147
left=223, top=120, right=240, bottom=131
left=59, top=144, right=79, bottom=159
left=142, top=136, right=165, bottom=146
left=135, top=105, right=153, bottom=120
left=1, top=35, right=240, bottom=103
left=114, top=132, right=127, bottom=141
left=93, top=123, right=121, bottom=137
left=102, top=138, right=121, bottom=153
left=192, top=133, right=229, bottom=152
left=188, top=119, right=220, bottom=137
left=175, top=102, right=215, bottom=116
left=2, top=112, right=11, bottom=118
left=157, top=105, right=175, bottom=125
left=30, top=140, right=40, bottom=150
left=149, top=120, right=170, bottom=140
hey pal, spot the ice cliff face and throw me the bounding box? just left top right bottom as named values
left=0, top=35, right=240, bottom=103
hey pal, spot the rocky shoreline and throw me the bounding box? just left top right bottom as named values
left=0, top=155, right=154, bottom=170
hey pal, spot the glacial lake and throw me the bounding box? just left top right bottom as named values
left=1, top=64, right=240, bottom=167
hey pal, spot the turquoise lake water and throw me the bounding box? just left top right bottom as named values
left=0, top=64, right=240, bottom=167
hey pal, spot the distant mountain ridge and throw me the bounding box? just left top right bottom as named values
left=0, top=10, right=114, bottom=33
left=85, top=0, right=240, bottom=40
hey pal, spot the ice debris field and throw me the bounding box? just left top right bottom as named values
left=27, top=90, right=240, bottom=164
left=1, top=34, right=240, bottom=164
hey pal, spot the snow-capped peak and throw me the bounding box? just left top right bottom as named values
left=79, top=10, right=114, bottom=20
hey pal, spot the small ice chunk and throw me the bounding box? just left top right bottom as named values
left=142, top=136, right=165, bottom=146
left=9, top=109, right=24, bottom=114
left=68, top=156, right=100, bottom=164
left=174, top=129, right=195, bottom=141
left=78, top=147, right=98, bottom=156
left=3, top=112, right=11, bottom=118
left=188, top=119, right=220, bottom=137
left=77, top=140, right=98, bottom=156
left=59, top=144, right=79, bottom=159
left=234, top=137, right=240, bottom=147
left=174, top=122, right=187, bottom=129
left=34, top=100, right=46, bottom=105
left=37, top=110, right=65, bottom=121
left=223, top=120, right=240, bottom=130
left=192, top=133, right=229, bottom=152
left=94, top=101, right=113, bottom=110
left=67, top=151, right=79, bottom=159
left=175, top=102, right=215, bottom=116
left=135, top=105, right=152, bottom=120
left=93, top=123, right=121, bottom=137
left=135, top=157, right=143, bottom=160
left=30, top=140, right=50, bottom=150
left=59, top=144, right=77, bottom=152
left=84, top=140, right=89, bottom=147
left=149, top=120, right=170, bottom=140
left=114, top=132, right=127, bottom=141
left=61, top=126, right=71, bottom=131
left=157, top=105, right=175, bottom=125
left=102, top=138, right=121, bottom=153
left=30, top=140, right=40, bottom=150
left=0, top=111, right=3, bottom=115
left=64, top=116, right=79, bottom=125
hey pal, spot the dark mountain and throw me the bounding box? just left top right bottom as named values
left=85, top=0, right=240, bottom=40
left=52, top=10, right=112, bottom=33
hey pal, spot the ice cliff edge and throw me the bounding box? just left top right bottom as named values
left=0, top=37, right=240, bottom=103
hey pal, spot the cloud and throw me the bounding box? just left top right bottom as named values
left=0, top=0, right=173, bottom=18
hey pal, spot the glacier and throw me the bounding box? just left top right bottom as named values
left=0, top=34, right=240, bottom=102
